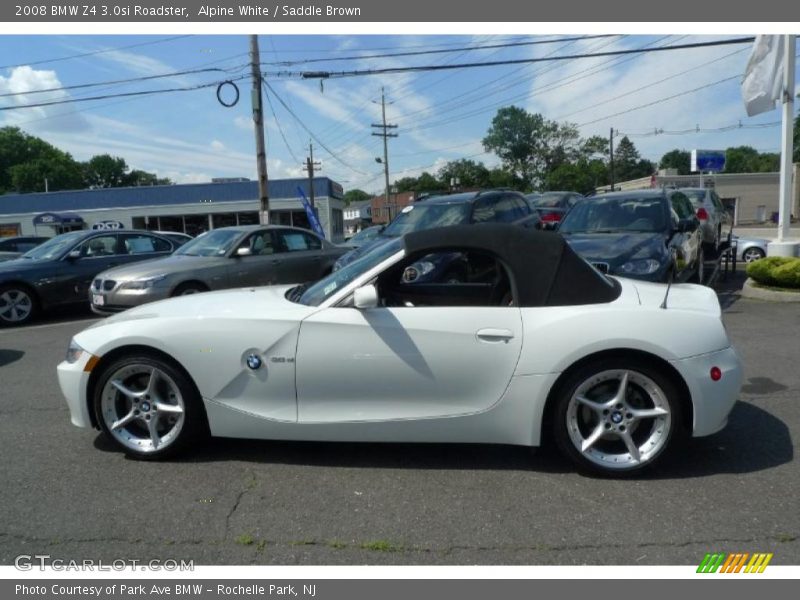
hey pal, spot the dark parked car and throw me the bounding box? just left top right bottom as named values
left=559, top=190, right=704, bottom=283
left=89, top=225, right=348, bottom=315
left=0, top=230, right=178, bottom=326
left=526, top=191, right=584, bottom=229
left=0, top=236, right=50, bottom=262
left=333, top=190, right=541, bottom=279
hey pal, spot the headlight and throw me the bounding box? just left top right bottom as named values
left=120, top=275, right=167, bottom=290
left=65, top=339, right=85, bottom=364
left=402, top=260, right=435, bottom=282
left=618, top=259, right=661, bottom=275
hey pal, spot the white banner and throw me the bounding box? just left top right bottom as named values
left=741, top=34, right=785, bottom=117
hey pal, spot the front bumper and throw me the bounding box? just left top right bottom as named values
left=89, top=285, right=171, bottom=315
left=671, top=345, right=743, bottom=437
left=57, top=353, right=96, bottom=429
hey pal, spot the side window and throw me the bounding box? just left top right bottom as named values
left=77, top=235, right=119, bottom=257
left=378, top=250, right=514, bottom=307
left=121, top=234, right=172, bottom=255
left=670, top=193, right=692, bottom=220
left=276, top=229, right=319, bottom=252
left=242, top=230, right=276, bottom=255
left=507, top=196, right=530, bottom=220
left=471, top=197, right=498, bottom=223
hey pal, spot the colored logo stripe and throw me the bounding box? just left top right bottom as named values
left=697, top=552, right=773, bottom=573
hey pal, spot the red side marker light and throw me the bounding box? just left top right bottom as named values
left=710, top=366, right=722, bottom=381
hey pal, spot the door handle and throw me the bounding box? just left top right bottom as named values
left=476, top=328, right=515, bottom=343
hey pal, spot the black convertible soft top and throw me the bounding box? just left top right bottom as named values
left=403, top=224, right=621, bottom=307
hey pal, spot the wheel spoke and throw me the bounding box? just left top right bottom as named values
left=110, top=379, right=147, bottom=400
left=145, top=368, right=159, bottom=394
left=630, top=407, right=669, bottom=420
left=575, top=394, right=606, bottom=414
left=111, top=409, right=138, bottom=431
left=581, top=422, right=606, bottom=453
left=155, top=402, right=183, bottom=414
left=148, top=416, right=161, bottom=449
left=619, top=430, right=641, bottom=463
left=614, top=371, right=629, bottom=403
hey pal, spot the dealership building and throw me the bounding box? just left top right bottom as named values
left=0, top=177, right=346, bottom=242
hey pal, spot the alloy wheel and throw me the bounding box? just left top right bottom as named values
left=565, top=369, right=672, bottom=471
left=99, top=364, right=186, bottom=453
left=0, top=288, right=33, bottom=324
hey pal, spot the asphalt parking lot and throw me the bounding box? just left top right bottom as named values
left=0, top=269, right=797, bottom=566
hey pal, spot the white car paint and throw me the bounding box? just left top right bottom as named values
left=57, top=241, right=743, bottom=469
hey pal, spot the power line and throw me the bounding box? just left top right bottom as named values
left=0, top=64, right=249, bottom=99
left=262, top=35, right=615, bottom=66
left=0, top=74, right=249, bottom=112
left=262, top=81, right=301, bottom=164
left=617, top=120, right=783, bottom=137
left=0, top=35, right=192, bottom=71
left=263, top=80, right=370, bottom=176
left=271, top=37, right=755, bottom=80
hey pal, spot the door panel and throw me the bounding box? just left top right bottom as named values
left=229, top=230, right=279, bottom=287
left=295, top=306, right=523, bottom=423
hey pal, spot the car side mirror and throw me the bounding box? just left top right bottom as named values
left=66, top=249, right=81, bottom=260
left=354, top=284, right=379, bottom=309
left=236, top=247, right=252, bottom=257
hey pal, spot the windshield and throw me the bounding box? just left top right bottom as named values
left=683, top=190, right=707, bottom=206
left=559, top=196, right=667, bottom=234
left=382, top=202, right=471, bottom=237
left=293, top=237, right=403, bottom=306
left=21, top=231, right=85, bottom=260
left=175, top=229, right=242, bottom=256
left=349, top=227, right=381, bottom=244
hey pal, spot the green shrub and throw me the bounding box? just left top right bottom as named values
left=746, top=256, right=800, bottom=289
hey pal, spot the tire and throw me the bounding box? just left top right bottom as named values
left=0, top=284, right=38, bottom=327
left=551, top=357, right=685, bottom=477
left=93, top=353, right=207, bottom=460
left=742, top=247, right=765, bottom=263
left=172, top=282, right=208, bottom=297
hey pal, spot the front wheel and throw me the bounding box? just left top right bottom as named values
left=552, top=359, right=684, bottom=476
left=94, top=354, right=207, bottom=459
left=0, top=284, right=37, bottom=326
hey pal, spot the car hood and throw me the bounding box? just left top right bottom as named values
left=0, top=256, right=52, bottom=274
left=563, top=232, right=667, bottom=265
left=93, top=284, right=311, bottom=326
left=98, top=254, right=227, bottom=280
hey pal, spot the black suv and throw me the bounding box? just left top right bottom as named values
left=333, top=190, right=541, bottom=278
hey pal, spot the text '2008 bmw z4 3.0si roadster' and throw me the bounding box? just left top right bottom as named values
left=57, top=224, right=743, bottom=476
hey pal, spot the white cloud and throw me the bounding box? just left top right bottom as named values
left=0, top=66, right=89, bottom=133
left=210, top=139, right=226, bottom=151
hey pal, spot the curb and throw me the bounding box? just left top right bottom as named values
left=741, top=278, right=800, bottom=303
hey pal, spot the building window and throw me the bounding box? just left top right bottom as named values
left=212, top=213, right=237, bottom=228
left=184, top=214, right=209, bottom=237
left=237, top=212, right=259, bottom=226
left=0, top=223, right=21, bottom=237
left=332, top=208, right=344, bottom=236
left=158, top=215, right=184, bottom=232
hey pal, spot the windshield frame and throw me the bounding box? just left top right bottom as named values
left=292, top=238, right=405, bottom=307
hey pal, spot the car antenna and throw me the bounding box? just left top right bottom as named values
left=660, top=253, right=677, bottom=309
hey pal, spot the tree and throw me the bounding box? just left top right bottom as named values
left=546, top=158, right=608, bottom=194
left=437, top=159, right=491, bottom=189
left=124, top=169, right=171, bottom=187
left=9, top=153, right=85, bottom=193
left=343, top=189, right=370, bottom=205
left=482, top=106, right=581, bottom=188
left=613, top=136, right=654, bottom=181
left=0, top=127, right=82, bottom=194
left=659, top=149, right=691, bottom=175
left=83, top=154, right=129, bottom=188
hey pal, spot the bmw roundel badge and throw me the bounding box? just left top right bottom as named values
left=246, top=354, right=262, bottom=370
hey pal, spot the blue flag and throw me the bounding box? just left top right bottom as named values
left=296, top=186, right=325, bottom=239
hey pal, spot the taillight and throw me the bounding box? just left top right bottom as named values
left=541, top=212, right=561, bottom=223
left=696, top=207, right=709, bottom=221
left=710, top=366, right=722, bottom=381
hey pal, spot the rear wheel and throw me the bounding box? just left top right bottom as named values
left=742, top=247, right=765, bottom=263
left=0, top=284, right=38, bottom=326
left=94, top=354, right=207, bottom=459
left=552, top=358, right=684, bottom=476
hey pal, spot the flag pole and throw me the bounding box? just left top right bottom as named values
left=777, top=34, right=796, bottom=243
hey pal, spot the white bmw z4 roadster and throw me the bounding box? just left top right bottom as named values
left=58, top=224, right=743, bottom=476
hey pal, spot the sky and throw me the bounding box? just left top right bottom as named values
left=0, top=33, right=798, bottom=195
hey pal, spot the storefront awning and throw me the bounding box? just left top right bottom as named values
left=33, top=212, right=84, bottom=226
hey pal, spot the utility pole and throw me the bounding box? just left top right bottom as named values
left=777, top=34, right=796, bottom=243
left=249, top=34, right=269, bottom=224
left=371, top=87, right=398, bottom=219
left=609, top=127, right=615, bottom=192
left=304, top=141, right=321, bottom=209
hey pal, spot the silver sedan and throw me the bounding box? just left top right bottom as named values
left=733, top=236, right=769, bottom=263
left=89, top=225, right=347, bottom=315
